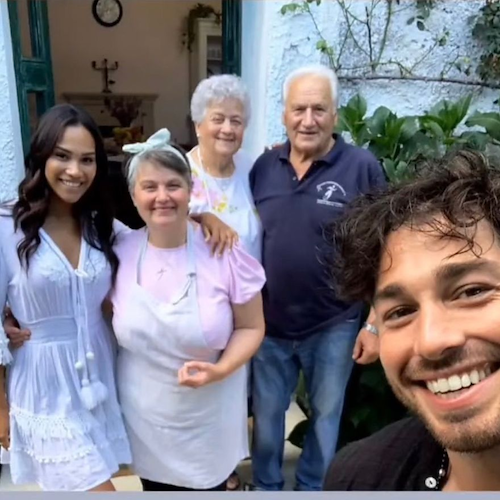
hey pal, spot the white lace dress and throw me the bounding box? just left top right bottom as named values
left=0, top=214, right=131, bottom=491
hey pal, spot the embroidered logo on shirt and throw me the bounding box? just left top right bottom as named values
left=316, top=181, right=346, bottom=207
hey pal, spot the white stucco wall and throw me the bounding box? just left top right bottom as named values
left=0, top=3, right=23, bottom=203
left=242, top=0, right=495, bottom=156
left=241, top=1, right=270, bottom=158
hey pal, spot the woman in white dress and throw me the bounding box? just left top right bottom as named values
left=0, top=104, right=132, bottom=491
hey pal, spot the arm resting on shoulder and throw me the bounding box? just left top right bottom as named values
left=190, top=212, right=239, bottom=256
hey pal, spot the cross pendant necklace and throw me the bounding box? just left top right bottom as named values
left=157, top=267, right=169, bottom=280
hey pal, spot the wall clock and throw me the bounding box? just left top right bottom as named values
left=92, top=0, right=123, bottom=28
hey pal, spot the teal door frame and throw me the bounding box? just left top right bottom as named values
left=8, top=0, right=55, bottom=153
left=222, top=0, right=242, bottom=75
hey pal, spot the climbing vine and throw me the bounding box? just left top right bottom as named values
left=280, top=0, right=500, bottom=89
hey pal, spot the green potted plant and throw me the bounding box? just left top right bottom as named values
left=182, top=3, right=222, bottom=52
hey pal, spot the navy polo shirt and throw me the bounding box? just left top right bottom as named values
left=250, top=135, right=387, bottom=340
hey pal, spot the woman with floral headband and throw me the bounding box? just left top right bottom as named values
left=110, top=129, right=265, bottom=491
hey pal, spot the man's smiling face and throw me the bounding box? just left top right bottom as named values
left=375, top=219, right=500, bottom=453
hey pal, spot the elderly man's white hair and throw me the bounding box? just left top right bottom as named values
left=190, top=74, right=251, bottom=126
left=283, top=64, right=339, bottom=109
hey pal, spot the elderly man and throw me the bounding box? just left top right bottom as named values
left=249, top=65, right=387, bottom=491
left=324, top=150, right=500, bottom=491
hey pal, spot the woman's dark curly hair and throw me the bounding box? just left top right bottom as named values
left=12, top=104, right=119, bottom=280
left=330, top=150, right=500, bottom=303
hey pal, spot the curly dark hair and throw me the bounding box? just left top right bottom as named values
left=12, top=104, right=119, bottom=280
left=330, top=149, right=500, bottom=303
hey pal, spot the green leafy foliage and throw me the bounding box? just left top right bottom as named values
left=337, top=94, right=369, bottom=145
left=466, top=110, right=500, bottom=141
left=182, top=3, right=221, bottom=52
left=336, top=362, right=407, bottom=450
left=336, top=93, right=498, bottom=183
left=289, top=363, right=407, bottom=451
left=280, top=1, right=313, bottom=16
left=421, top=94, right=472, bottom=142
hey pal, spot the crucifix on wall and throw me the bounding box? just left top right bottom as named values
left=92, top=58, right=119, bottom=93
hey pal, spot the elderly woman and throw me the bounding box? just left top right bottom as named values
left=188, top=75, right=262, bottom=489
left=111, top=129, right=265, bottom=491
left=188, top=75, right=261, bottom=262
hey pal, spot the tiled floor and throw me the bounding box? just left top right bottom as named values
left=0, top=402, right=304, bottom=492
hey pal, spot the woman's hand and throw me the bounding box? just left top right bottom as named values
left=3, top=309, right=30, bottom=348
left=0, top=404, right=9, bottom=450
left=191, top=213, right=238, bottom=256
left=178, top=361, right=225, bottom=388
left=178, top=295, right=265, bottom=388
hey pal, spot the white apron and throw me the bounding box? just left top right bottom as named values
left=115, top=224, right=248, bottom=488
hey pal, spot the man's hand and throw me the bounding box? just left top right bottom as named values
left=352, top=326, right=379, bottom=365
left=178, top=361, right=225, bottom=388
left=196, top=213, right=239, bottom=256
left=0, top=405, right=9, bottom=451
left=3, top=310, right=30, bottom=348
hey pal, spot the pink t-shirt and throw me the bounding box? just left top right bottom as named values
left=112, top=224, right=265, bottom=350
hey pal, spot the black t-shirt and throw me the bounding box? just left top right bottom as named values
left=324, top=417, right=449, bottom=491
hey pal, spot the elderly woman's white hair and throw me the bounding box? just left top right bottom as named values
left=190, top=74, right=251, bottom=126
left=283, top=64, right=339, bottom=109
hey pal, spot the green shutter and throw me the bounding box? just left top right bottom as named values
left=8, top=0, right=55, bottom=153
